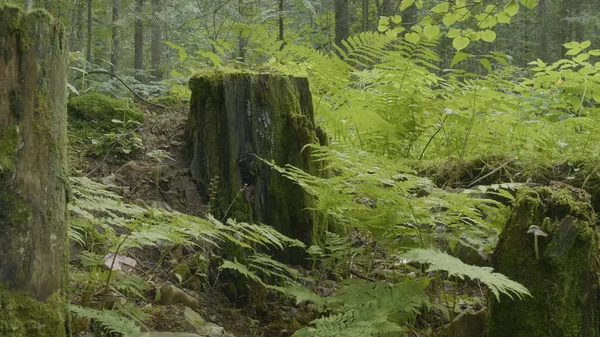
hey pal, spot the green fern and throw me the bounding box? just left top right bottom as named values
left=403, top=248, right=531, bottom=301
left=70, top=305, right=146, bottom=337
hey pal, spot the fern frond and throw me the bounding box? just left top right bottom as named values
left=404, top=248, right=531, bottom=301
left=70, top=305, right=146, bottom=337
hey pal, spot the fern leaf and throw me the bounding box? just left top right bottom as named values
left=403, top=248, right=531, bottom=301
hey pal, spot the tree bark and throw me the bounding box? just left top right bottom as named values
left=86, top=0, right=93, bottom=63
left=538, top=0, right=551, bottom=61
left=150, top=0, right=162, bottom=81
left=186, top=71, right=328, bottom=262
left=278, top=0, right=284, bottom=41
left=111, top=0, right=119, bottom=75
left=134, top=0, right=144, bottom=82
left=362, top=0, right=368, bottom=31
left=0, top=5, right=69, bottom=336
left=334, top=0, right=348, bottom=49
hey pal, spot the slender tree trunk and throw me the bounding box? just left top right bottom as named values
left=334, top=0, right=348, bottom=49
left=150, top=0, right=162, bottom=81
left=401, top=3, right=417, bottom=31
left=111, top=0, right=119, bottom=75
left=86, top=0, right=92, bottom=63
left=538, top=0, right=551, bottom=61
left=381, top=0, right=393, bottom=16
left=0, top=6, right=69, bottom=336
left=25, top=0, right=33, bottom=10
left=362, top=0, right=368, bottom=31
left=134, top=0, right=144, bottom=82
left=278, top=0, right=284, bottom=41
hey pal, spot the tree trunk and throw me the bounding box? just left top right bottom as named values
left=150, top=0, right=162, bottom=81
left=488, top=186, right=600, bottom=337
left=361, top=0, right=368, bottom=31
left=186, top=71, right=328, bottom=261
left=401, top=3, right=417, bottom=31
left=111, top=0, right=119, bottom=75
left=86, top=0, right=93, bottom=63
left=278, top=0, right=284, bottom=41
left=381, top=0, right=394, bottom=16
left=334, top=0, right=348, bottom=49
left=538, top=0, right=551, bottom=61
left=134, top=0, right=144, bottom=82
left=0, top=5, right=69, bottom=336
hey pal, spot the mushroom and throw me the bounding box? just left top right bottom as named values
left=527, top=225, right=548, bottom=260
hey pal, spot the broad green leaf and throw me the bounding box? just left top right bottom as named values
left=451, top=52, right=471, bottom=66
left=480, top=58, right=493, bottom=73
left=588, top=49, right=600, bottom=56
left=481, top=30, right=496, bottom=42
left=447, top=29, right=461, bottom=38
left=566, top=48, right=581, bottom=56
left=504, top=0, right=519, bottom=17
left=391, top=15, right=402, bottom=24
left=405, top=32, right=421, bottom=44
left=520, top=0, right=538, bottom=9
left=497, top=12, right=511, bottom=23
left=581, top=41, right=591, bottom=49
left=593, top=90, right=600, bottom=103
left=563, top=41, right=580, bottom=49
left=400, top=0, right=415, bottom=10
left=453, top=36, right=470, bottom=51
left=574, top=53, right=590, bottom=63
left=431, top=2, right=449, bottom=13
left=423, top=24, right=440, bottom=39
left=443, top=12, right=458, bottom=26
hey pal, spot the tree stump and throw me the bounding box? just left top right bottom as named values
left=186, top=71, right=327, bottom=253
left=488, top=186, right=600, bottom=337
left=0, top=6, right=69, bottom=336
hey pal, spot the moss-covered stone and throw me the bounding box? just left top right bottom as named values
left=68, top=92, right=145, bottom=130
left=186, top=70, right=328, bottom=261
left=0, top=125, right=19, bottom=172
left=488, top=186, right=599, bottom=337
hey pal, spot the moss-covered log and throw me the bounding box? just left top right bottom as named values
left=186, top=71, right=327, bottom=253
left=0, top=5, right=69, bottom=336
left=488, top=186, right=600, bottom=337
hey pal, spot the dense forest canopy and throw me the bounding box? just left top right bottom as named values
left=2, top=0, right=600, bottom=336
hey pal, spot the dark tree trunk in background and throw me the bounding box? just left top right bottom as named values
left=334, top=0, right=348, bottom=49
left=381, top=0, right=394, bottom=16
left=362, top=0, right=368, bottom=31
left=86, top=0, right=92, bottom=63
left=0, top=5, right=69, bottom=336
left=134, top=0, right=144, bottom=82
left=488, top=186, right=600, bottom=337
left=186, top=71, right=328, bottom=262
left=150, top=0, right=163, bottom=81
left=278, top=0, right=284, bottom=41
left=401, top=3, right=417, bottom=31
left=538, top=0, right=551, bottom=61
left=111, top=0, right=119, bottom=75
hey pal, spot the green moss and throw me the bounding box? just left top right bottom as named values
left=171, top=263, right=192, bottom=280
left=150, top=95, right=184, bottom=107
left=488, top=186, right=599, bottom=337
left=67, top=93, right=145, bottom=131
left=0, top=125, right=20, bottom=172
left=0, top=288, right=66, bottom=337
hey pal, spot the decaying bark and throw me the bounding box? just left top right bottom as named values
left=0, top=5, right=69, bottom=336
left=186, top=71, right=328, bottom=257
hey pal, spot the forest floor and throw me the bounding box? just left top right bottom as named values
left=69, top=100, right=310, bottom=337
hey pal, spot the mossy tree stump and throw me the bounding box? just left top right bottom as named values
left=186, top=71, right=327, bottom=254
left=488, top=186, right=600, bottom=337
left=0, top=6, right=69, bottom=336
